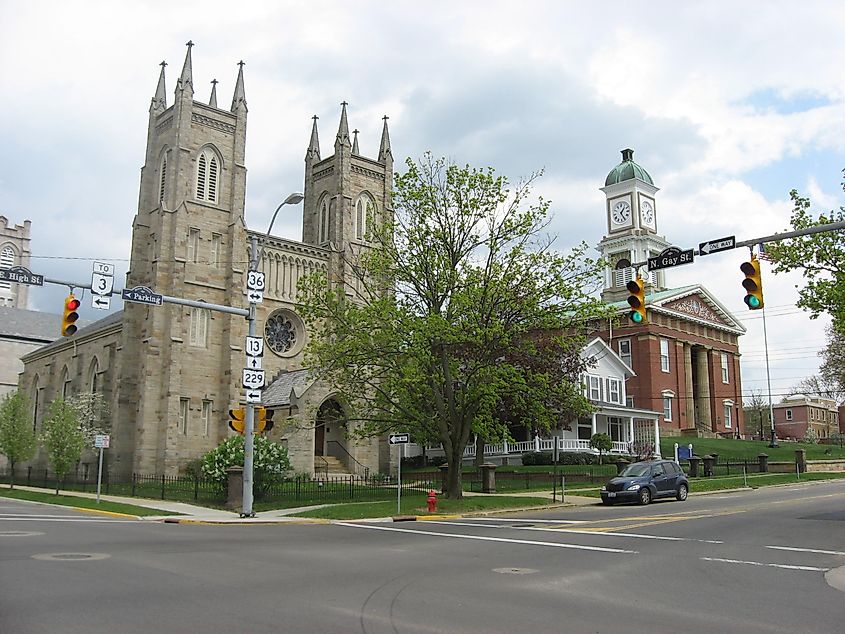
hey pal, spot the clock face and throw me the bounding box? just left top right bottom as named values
left=641, top=200, right=655, bottom=226
left=611, top=200, right=631, bottom=225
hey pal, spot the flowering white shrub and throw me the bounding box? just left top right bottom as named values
left=201, top=435, right=291, bottom=491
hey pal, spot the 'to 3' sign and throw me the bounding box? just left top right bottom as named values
left=241, top=369, right=265, bottom=389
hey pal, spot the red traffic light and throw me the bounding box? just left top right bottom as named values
left=66, top=297, right=81, bottom=311
left=61, top=294, right=81, bottom=337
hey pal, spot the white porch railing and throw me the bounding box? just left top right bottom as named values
left=460, top=437, right=628, bottom=458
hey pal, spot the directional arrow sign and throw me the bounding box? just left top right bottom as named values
left=698, top=235, right=736, bottom=256
left=245, top=389, right=262, bottom=404
left=388, top=433, right=410, bottom=445
left=246, top=289, right=264, bottom=304
left=246, top=355, right=263, bottom=370
left=122, top=286, right=163, bottom=306
left=92, top=295, right=111, bottom=310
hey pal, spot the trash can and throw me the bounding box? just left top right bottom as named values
left=702, top=455, right=715, bottom=477
left=757, top=453, right=769, bottom=473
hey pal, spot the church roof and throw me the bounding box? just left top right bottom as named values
left=263, top=368, right=312, bottom=407
left=0, top=306, right=62, bottom=342
left=605, top=148, right=654, bottom=186
left=20, top=310, right=122, bottom=359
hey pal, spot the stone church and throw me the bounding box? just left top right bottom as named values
left=19, top=44, right=393, bottom=478
left=592, top=150, right=746, bottom=438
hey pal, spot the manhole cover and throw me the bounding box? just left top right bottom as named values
left=0, top=531, right=44, bottom=537
left=32, top=553, right=111, bottom=561
left=493, top=567, right=538, bottom=575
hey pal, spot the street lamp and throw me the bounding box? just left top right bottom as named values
left=241, top=192, right=304, bottom=518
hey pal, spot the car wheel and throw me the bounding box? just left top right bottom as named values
left=676, top=484, right=688, bottom=501
left=638, top=487, right=651, bottom=505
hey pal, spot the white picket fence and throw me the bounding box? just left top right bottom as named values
left=460, top=437, right=628, bottom=458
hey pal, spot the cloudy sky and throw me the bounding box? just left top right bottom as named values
left=1, top=0, right=843, bottom=407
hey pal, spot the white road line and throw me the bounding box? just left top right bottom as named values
left=701, top=557, right=830, bottom=572
left=337, top=522, right=638, bottom=554
left=766, top=545, right=845, bottom=556
left=422, top=520, right=723, bottom=543
left=453, top=518, right=588, bottom=525
left=0, top=514, right=97, bottom=519
left=0, top=518, right=138, bottom=523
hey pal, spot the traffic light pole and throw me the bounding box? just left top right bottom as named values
left=242, top=235, right=260, bottom=518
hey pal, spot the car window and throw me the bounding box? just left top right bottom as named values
left=652, top=465, right=665, bottom=476
left=620, top=464, right=651, bottom=477
left=665, top=462, right=679, bottom=474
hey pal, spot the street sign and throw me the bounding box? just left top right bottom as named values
left=245, top=389, right=262, bottom=404
left=122, top=285, right=163, bottom=306
left=91, top=295, right=111, bottom=310
left=94, top=434, right=110, bottom=449
left=246, top=356, right=262, bottom=370
left=245, top=336, right=264, bottom=357
left=647, top=247, right=695, bottom=271
left=93, top=262, right=115, bottom=276
left=246, top=289, right=264, bottom=304
left=698, top=236, right=736, bottom=256
left=246, top=271, right=266, bottom=291
left=388, top=433, right=410, bottom=445
left=0, top=266, right=43, bottom=286
left=91, top=272, right=114, bottom=296
left=242, top=368, right=265, bottom=389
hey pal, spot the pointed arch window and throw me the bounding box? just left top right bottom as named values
left=89, top=358, right=101, bottom=393
left=31, top=378, right=40, bottom=431
left=0, top=246, right=15, bottom=289
left=159, top=153, right=168, bottom=204
left=355, top=194, right=375, bottom=241
left=190, top=307, right=209, bottom=347
left=319, top=198, right=330, bottom=244
left=60, top=367, right=71, bottom=399
left=196, top=149, right=220, bottom=204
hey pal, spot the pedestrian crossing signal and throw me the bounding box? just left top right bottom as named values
left=626, top=276, right=647, bottom=324
left=62, top=294, right=81, bottom=337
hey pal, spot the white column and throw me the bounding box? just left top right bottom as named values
left=534, top=435, right=541, bottom=452
left=628, top=417, right=635, bottom=444
left=591, top=413, right=597, bottom=436
left=654, top=416, right=661, bottom=457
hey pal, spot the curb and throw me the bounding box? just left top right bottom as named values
left=70, top=506, right=142, bottom=520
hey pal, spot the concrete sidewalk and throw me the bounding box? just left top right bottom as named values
left=2, top=483, right=595, bottom=523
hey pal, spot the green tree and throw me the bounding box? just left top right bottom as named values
left=66, top=392, right=110, bottom=445
left=299, top=154, right=609, bottom=498
left=201, top=435, right=291, bottom=496
left=742, top=389, right=770, bottom=440
left=41, top=398, right=85, bottom=494
left=590, top=432, right=613, bottom=465
left=819, top=324, right=845, bottom=401
left=0, top=392, right=37, bottom=488
left=765, top=180, right=845, bottom=330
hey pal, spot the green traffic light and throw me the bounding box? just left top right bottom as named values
left=745, top=295, right=761, bottom=309
left=630, top=311, right=643, bottom=323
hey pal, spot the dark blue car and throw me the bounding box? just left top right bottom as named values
left=600, top=459, right=689, bottom=505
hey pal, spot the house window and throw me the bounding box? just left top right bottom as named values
left=588, top=375, right=602, bottom=401
left=196, top=149, right=219, bottom=203
left=189, top=307, right=209, bottom=347
left=786, top=409, right=793, bottom=421
left=721, top=352, right=729, bottom=383
left=663, top=397, right=673, bottom=421
left=211, top=233, right=221, bottom=267
left=0, top=246, right=14, bottom=289
left=660, top=339, right=670, bottom=373
left=618, top=339, right=632, bottom=368
left=724, top=403, right=732, bottom=429
left=355, top=195, right=374, bottom=241
left=201, top=400, right=212, bottom=437
left=577, top=422, right=592, bottom=440
left=179, top=398, right=190, bottom=435
left=187, top=228, right=200, bottom=263
left=159, top=153, right=167, bottom=203
left=606, top=377, right=622, bottom=405
left=626, top=396, right=634, bottom=408
left=319, top=199, right=329, bottom=243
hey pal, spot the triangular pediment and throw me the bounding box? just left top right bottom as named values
left=652, top=286, right=746, bottom=334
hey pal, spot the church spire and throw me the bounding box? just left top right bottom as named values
left=378, top=115, right=392, bottom=163
left=151, top=60, right=167, bottom=111
left=352, top=128, right=359, bottom=154
left=231, top=60, right=246, bottom=112
left=177, top=40, right=194, bottom=94
left=306, top=115, right=320, bottom=161
left=209, top=79, right=218, bottom=108
left=335, top=101, right=351, bottom=148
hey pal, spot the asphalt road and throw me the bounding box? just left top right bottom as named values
left=2, top=480, right=845, bottom=634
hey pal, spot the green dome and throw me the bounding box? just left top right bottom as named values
left=605, top=148, right=654, bottom=186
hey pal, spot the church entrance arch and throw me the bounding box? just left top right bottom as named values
left=315, top=398, right=346, bottom=460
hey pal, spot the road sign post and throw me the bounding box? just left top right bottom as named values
left=94, top=434, right=109, bottom=503
left=389, top=433, right=410, bottom=514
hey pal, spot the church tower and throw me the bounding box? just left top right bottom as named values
left=597, top=149, right=671, bottom=302
left=302, top=104, right=393, bottom=299
left=0, top=216, right=32, bottom=308
left=115, top=42, right=250, bottom=476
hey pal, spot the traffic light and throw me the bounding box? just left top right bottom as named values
left=61, top=294, right=81, bottom=337
left=228, top=407, right=273, bottom=434
left=741, top=255, right=764, bottom=310
left=626, top=275, right=647, bottom=324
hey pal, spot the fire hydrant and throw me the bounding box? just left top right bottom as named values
left=427, top=489, right=438, bottom=513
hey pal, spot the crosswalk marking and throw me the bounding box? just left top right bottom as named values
left=701, top=557, right=830, bottom=572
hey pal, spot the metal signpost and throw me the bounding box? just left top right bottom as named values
left=94, top=434, right=110, bottom=503
left=389, top=433, right=410, bottom=513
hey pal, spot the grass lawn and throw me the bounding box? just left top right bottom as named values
left=661, top=437, right=845, bottom=461
left=0, top=487, right=178, bottom=516
left=576, top=471, right=845, bottom=497
left=289, top=495, right=555, bottom=520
